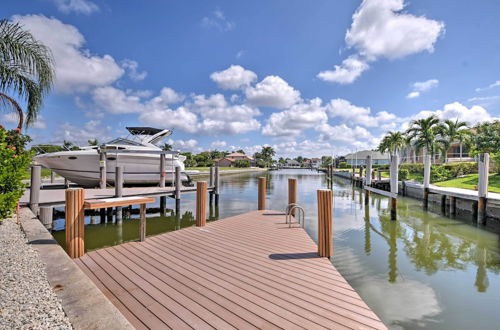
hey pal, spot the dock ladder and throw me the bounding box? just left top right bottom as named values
left=285, top=203, right=305, bottom=228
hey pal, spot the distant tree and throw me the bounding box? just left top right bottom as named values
left=234, top=160, right=250, bottom=168
left=469, top=120, right=500, bottom=174
left=378, top=131, right=408, bottom=156
left=161, top=143, right=172, bottom=151
left=0, top=19, right=55, bottom=130
left=180, top=152, right=197, bottom=167
left=321, top=156, right=332, bottom=167
left=62, top=140, right=74, bottom=150
left=235, top=149, right=245, bottom=154
left=278, top=157, right=286, bottom=165
left=295, top=156, right=304, bottom=164
left=88, top=139, right=99, bottom=146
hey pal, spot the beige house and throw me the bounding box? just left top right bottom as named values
left=214, top=152, right=254, bottom=167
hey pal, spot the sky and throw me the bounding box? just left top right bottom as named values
left=1, top=0, right=500, bottom=158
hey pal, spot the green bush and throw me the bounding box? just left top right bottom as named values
left=339, top=162, right=349, bottom=169
left=234, top=160, right=250, bottom=168
left=492, top=153, right=500, bottom=175
left=442, top=162, right=478, bottom=177
left=0, top=127, right=33, bottom=220
left=431, top=166, right=452, bottom=183
left=399, top=163, right=424, bottom=174
left=398, top=169, right=410, bottom=180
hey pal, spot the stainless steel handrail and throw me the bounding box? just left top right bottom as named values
left=285, top=203, right=305, bottom=228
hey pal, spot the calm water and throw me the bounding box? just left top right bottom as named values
left=52, top=169, right=500, bottom=329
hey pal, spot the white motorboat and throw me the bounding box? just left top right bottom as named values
left=34, top=127, right=191, bottom=187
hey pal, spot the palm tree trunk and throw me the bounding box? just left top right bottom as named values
left=0, top=92, right=24, bottom=131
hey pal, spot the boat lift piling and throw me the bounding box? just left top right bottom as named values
left=115, top=166, right=123, bottom=222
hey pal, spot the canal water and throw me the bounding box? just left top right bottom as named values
left=52, top=169, right=500, bottom=329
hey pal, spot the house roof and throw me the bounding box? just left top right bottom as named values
left=286, top=159, right=300, bottom=164
left=344, top=150, right=389, bottom=160
left=226, top=152, right=253, bottom=160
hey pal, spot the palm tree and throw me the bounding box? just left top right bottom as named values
left=436, top=119, right=469, bottom=162
left=261, top=146, right=276, bottom=168
left=161, top=143, right=172, bottom=151
left=88, top=138, right=99, bottom=146
left=0, top=19, right=54, bottom=130
left=378, top=131, right=408, bottom=156
left=406, top=116, right=441, bottom=163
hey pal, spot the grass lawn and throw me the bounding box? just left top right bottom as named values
left=434, top=174, right=500, bottom=193
left=27, top=167, right=53, bottom=178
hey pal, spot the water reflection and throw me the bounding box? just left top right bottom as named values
left=51, top=169, right=500, bottom=329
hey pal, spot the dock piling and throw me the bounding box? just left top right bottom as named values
left=288, top=178, right=297, bottom=215
left=477, top=153, right=489, bottom=223
left=423, top=154, right=431, bottom=209
left=209, top=166, right=214, bottom=203
left=39, top=206, right=53, bottom=229
left=196, top=181, right=207, bottom=227
left=450, top=196, right=456, bottom=216
left=29, top=165, right=41, bottom=215
left=159, top=154, right=166, bottom=188
left=214, top=166, right=220, bottom=206
left=139, top=203, right=146, bottom=242
left=50, top=170, right=55, bottom=184
left=65, top=188, right=85, bottom=258
left=115, top=166, right=123, bottom=222
left=390, top=154, right=399, bottom=220
left=99, top=151, right=106, bottom=189
left=317, top=189, right=333, bottom=258
left=258, top=177, right=266, bottom=210
left=175, top=166, right=181, bottom=212
left=365, top=156, right=372, bottom=205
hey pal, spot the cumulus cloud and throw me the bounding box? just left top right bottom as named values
left=406, top=79, right=439, bottom=99
left=149, top=87, right=185, bottom=106
left=318, top=0, right=444, bottom=84
left=317, top=55, right=369, bottom=84
left=210, top=140, right=228, bottom=149
left=0, top=113, right=47, bottom=129
left=327, top=98, right=397, bottom=128
left=475, top=80, right=500, bottom=92
left=92, top=86, right=144, bottom=114
left=121, top=59, right=147, bottom=81
left=262, top=98, right=327, bottom=137
left=167, top=138, right=201, bottom=153
left=139, top=106, right=199, bottom=133
left=201, top=9, right=235, bottom=32
left=317, top=123, right=374, bottom=145
left=53, top=120, right=112, bottom=145
left=210, top=65, right=257, bottom=90
left=51, top=0, right=99, bottom=15
left=245, top=76, right=301, bottom=108
left=13, top=15, right=124, bottom=93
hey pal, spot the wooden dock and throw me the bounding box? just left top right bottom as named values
left=75, top=210, right=386, bottom=329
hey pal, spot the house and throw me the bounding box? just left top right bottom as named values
left=311, top=158, right=322, bottom=167
left=214, top=152, right=254, bottom=167
left=286, top=159, right=301, bottom=168
left=344, top=150, right=390, bottom=166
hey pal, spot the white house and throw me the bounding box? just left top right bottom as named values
left=344, top=150, right=390, bottom=165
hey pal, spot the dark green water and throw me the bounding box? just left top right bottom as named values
left=52, top=169, right=500, bottom=329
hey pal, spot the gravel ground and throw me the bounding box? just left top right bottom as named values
left=0, top=211, right=72, bottom=329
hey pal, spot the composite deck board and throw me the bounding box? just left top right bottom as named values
left=77, top=210, right=386, bottom=329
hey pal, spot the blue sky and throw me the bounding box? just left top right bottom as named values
left=2, top=0, right=499, bottom=157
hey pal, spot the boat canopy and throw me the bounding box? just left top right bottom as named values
left=126, top=127, right=164, bottom=135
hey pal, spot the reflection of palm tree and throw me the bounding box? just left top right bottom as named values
left=388, top=220, right=398, bottom=282
left=474, top=247, right=489, bottom=292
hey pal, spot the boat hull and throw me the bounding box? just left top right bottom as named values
left=34, top=151, right=190, bottom=187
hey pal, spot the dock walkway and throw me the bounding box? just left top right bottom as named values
left=75, top=210, right=386, bottom=329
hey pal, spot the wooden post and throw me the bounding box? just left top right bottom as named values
left=159, top=154, right=166, bottom=188
left=365, top=156, right=372, bottom=205
left=139, top=203, right=146, bottom=242
left=39, top=206, right=53, bottom=229
left=288, top=178, right=297, bottom=215
left=196, top=181, right=207, bottom=227
left=50, top=170, right=55, bottom=184
left=478, top=153, right=489, bottom=223
left=214, top=166, right=220, bottom=205
left=258, top=177, right=266, bottom=210
left=175, top=166, right=181, bottom=201
left=99, top=151, right=106, bottom=189
left=65, top=188, right=85, bottom=258
left=30, top=165, right=41, bottom=215
left=317, top=189, right=333, bottom=258
left=390, top=154, right=399, bottom=220
left=441, top=195, right=447, bottom=214
left=115, top=166, right=123, bottom=222
left=423, top=154, right=431, bottom=209
left=449, top=196, right=456, bottom=216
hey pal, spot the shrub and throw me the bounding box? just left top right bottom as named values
left=491, top=153, right=500, bottom=175
left=234, top=160, right=250, bottom=168
left=339, top=162, right=349, bottom=169
left=442, top=162, right=478, bottom=177
left=431, top=166, right=452, bottom=183
left=399, top=163, right=424, bottom=174
left=0, top=127, right=33, bottom=220
left=398, top=169, right=410, bottom=180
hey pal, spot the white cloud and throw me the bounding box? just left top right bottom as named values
left=236, top=50, right=246, bottom=58
left=167, top=138, right=201, bottom=153
left=210, top=65, right=257, bottom=90
left=51, top=0, right=99, bottom=15
left=92, top=86, right=144, bottom=114
left=406, top=79, right=439, bottom=99
left=346, top=0, right=444, bottom=59
left=121, top=59, right=147, bottom=81
left=475, top=81, right=500, bottom=92
left=262, top=98, right=327, bottom=137
left=53, top=120, right=112, bottom=145
left=327, top=98, right=397, bottom=128
left=0, top=113, right=47, bottom=129
left=201, top=9, right=235, bottom=32
left=13, top=15, right=124, bottom=93
left=467, top=95, right=499, bottom=102
left=245, top=76, right=301, bottom=108
left=318, top=0, right=444, bottom=84
left=139, top=106, right=199, bottom=133
left=317, top=55, right=369, bottom=84
left=210, top=140, right=228, bottom=150
left=148, top=87, right=184, bottom=106
left=317, top=123, right=374, bottom=146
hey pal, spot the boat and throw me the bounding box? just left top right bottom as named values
left=34, top=127, right=191, bottom=187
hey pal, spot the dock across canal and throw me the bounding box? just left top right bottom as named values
left=75, top=210, right=386, bottom=329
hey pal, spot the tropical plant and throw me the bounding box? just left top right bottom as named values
left=161, top=143, right=172, bottom=151
left=378, top=131, right=408, bottom=156
left=406, top=116, right=442, bottom=162
left=0, top=126, right=33, bottom=220
left=469, top=120, right=500, bottom=173
left=0, top=19, right=54, bottom=130
left=436, top=119, right=470, bottom=162
left=88, top=139, right=99, bottom=146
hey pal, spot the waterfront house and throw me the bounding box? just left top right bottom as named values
left=311, top=158, right=322, bottom=167
left=214, top=152, right=254, bottom=167
left=344, top=150, right=390, bottom=166
left=286, top=159, right=301, bottom=168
